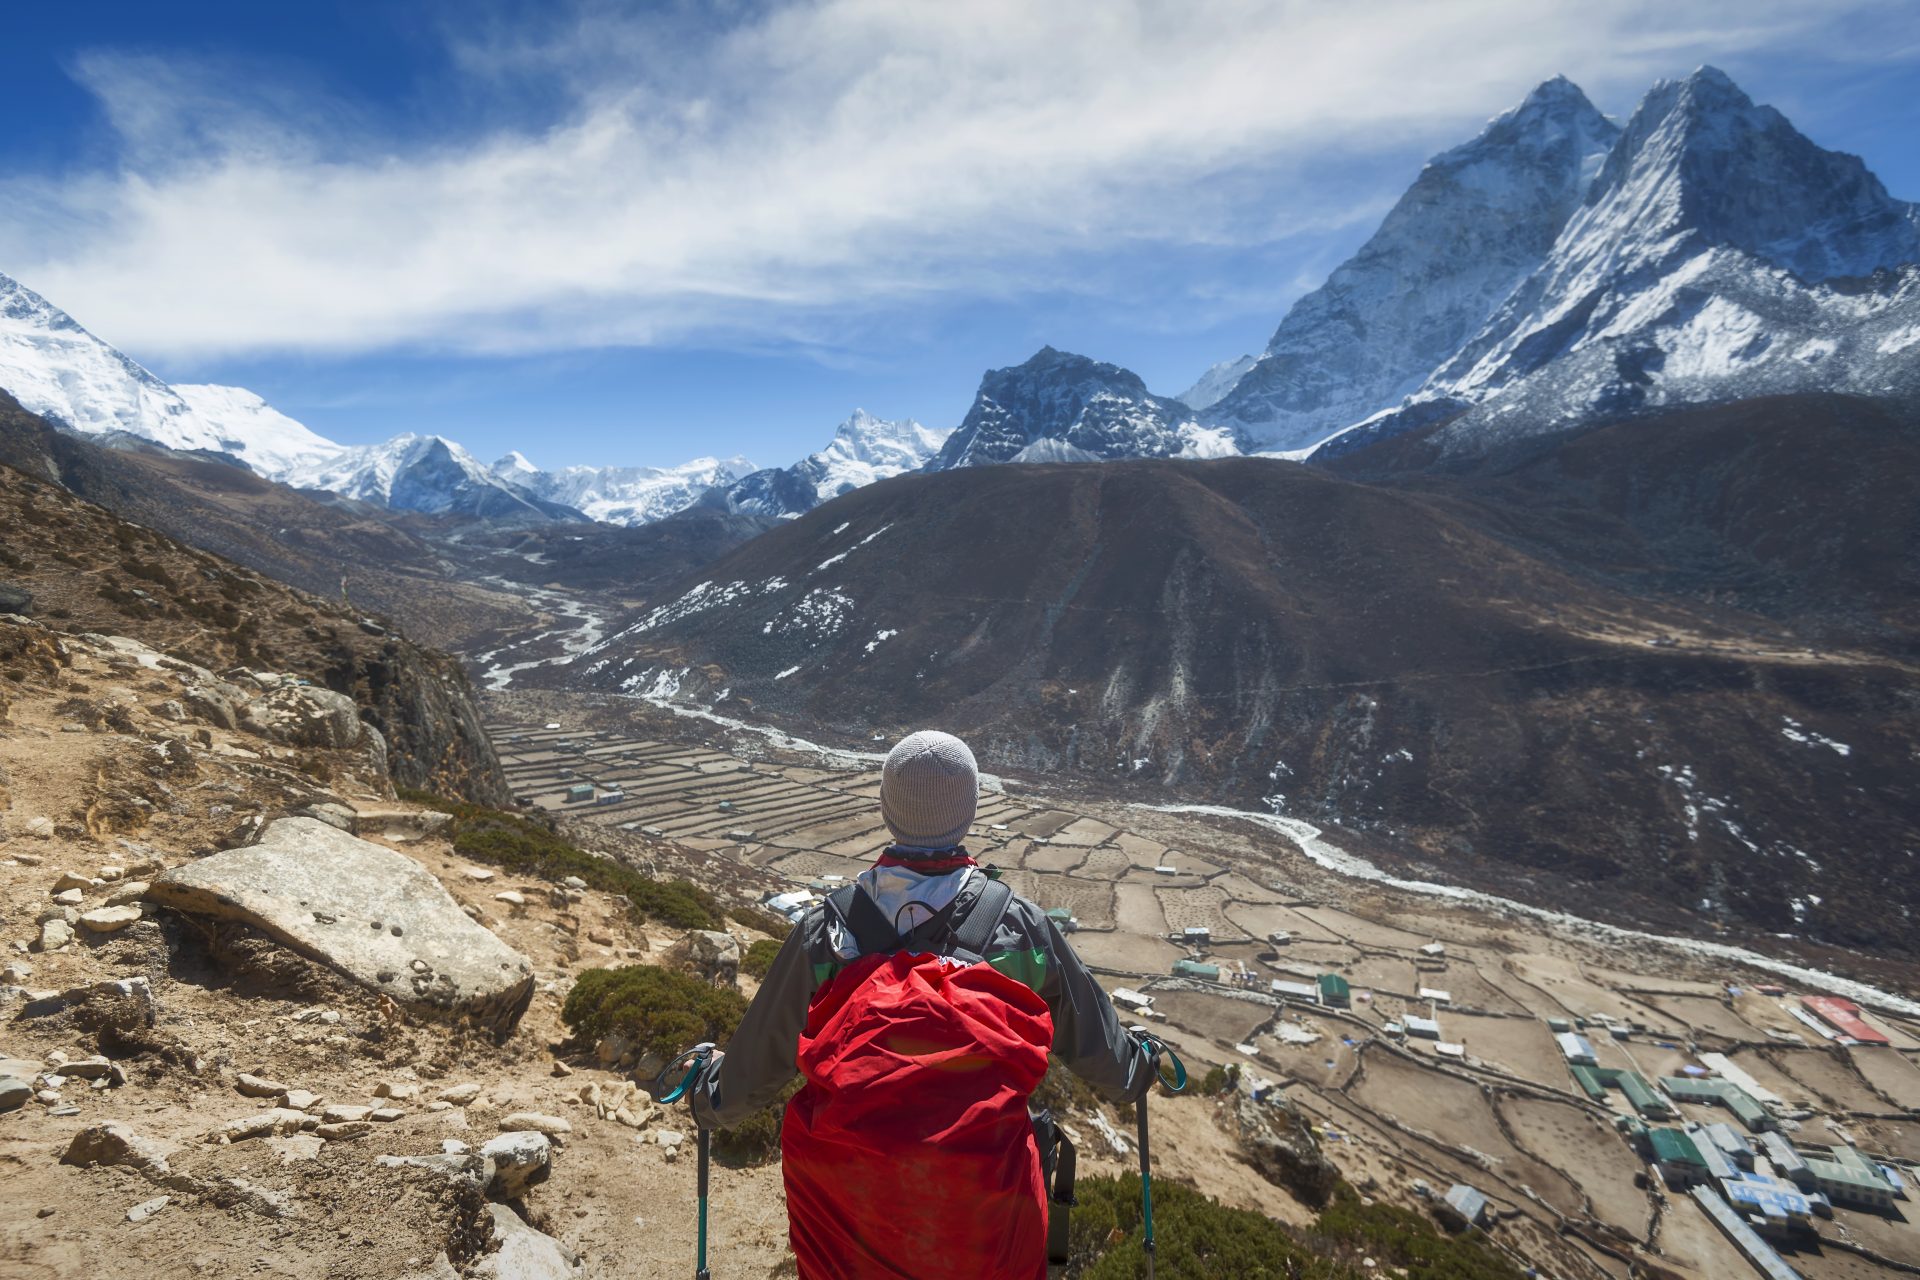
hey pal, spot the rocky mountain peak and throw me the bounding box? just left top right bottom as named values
left=1201, top=78, right=1619, bottom=449
left=1585, top=65, right=1920, bottom=281
left=932, top=347, right=1224, bottom=470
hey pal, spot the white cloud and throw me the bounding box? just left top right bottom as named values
left=0, top=0, right=1900, bottom=358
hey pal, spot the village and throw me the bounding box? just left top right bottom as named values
left=489, top=708, right=1920, bottom=1280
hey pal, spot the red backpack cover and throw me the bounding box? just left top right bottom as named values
left=781, top=944, right=1055, bottom=1280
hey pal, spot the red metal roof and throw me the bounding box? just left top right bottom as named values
left=1801, top=995, right=1891, bottom=1045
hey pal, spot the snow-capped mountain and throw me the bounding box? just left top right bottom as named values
left=498, top=453, right=757, bottom=525
left=1389, top=66, right=1920, bottom=456
left=284, top=433, right=584, bottom=522
left=932, top=347, right=1242, bottom=470
left=722, top=410, right=949, bottom=518
left=1203, top=76, right=1620, bottom=450
left=0, top=269, right=341, bottom=480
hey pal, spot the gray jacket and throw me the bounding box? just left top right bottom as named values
left=691, top=871, right=1148, bottom=1128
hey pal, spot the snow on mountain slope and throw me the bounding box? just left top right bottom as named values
left=499, top=454, right=757, bottom=526
left=931, top=347, right=1244, bottom=470
left=1397, top=66, right=1920, bottom=456
left=1178, top=354, right=1257, bottom=412
left=0, top=269, right=343, bottom=479
left=722, top=410, right=949, bottom=518
left=1205, top=77, right=1620, bottom=450
left=171, top=383, right=344, bottom=478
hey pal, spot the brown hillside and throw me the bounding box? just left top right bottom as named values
left=0, top=458, right=507, bottom=805
left=563, top=450, right=1920, bottom=953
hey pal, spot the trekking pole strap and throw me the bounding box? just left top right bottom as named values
left=654, top=1042, right=718, bottom=1106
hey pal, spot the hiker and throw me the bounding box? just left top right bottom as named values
left=687, top=730, right=1154, bottom=1280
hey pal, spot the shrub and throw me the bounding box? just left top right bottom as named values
left=1199, top=1064, right=1240, bottom=1096
left=1063, top=1177, right=1524, bottom=1280
left=742, top=938, right=782, bottom=980
left=561, top=965, right=746, bottom=1066
left=404, top=792, right=722, bottom=930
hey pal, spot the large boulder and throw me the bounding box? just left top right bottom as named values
left=148, top=818, right=534, bottom=1033
left=472, top=1204, right=582, bottom=1279
left=688, top=930, right=741, bottom=986
left=0, top=582, right=30, bottom=615
left=241, top=684, right=363, bottom=749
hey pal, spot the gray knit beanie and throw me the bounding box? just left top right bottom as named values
left=880, top=730, right=979, bottom=850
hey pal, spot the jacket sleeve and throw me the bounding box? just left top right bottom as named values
left=1037, top=913, right=1150, bottom=1104
left=690, top=922, right=819, bottom=1129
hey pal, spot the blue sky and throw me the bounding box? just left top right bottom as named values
left=2, top=0, right=1916, bottom=469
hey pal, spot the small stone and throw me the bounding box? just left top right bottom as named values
left=53, top=888, right=85, bottom=907
left=561, top=876, right=588, bottom=891
left=375, top=1081, right=420, bottom=1101
left=438, top=1082, right=482, bottom=1105
left=315, top=1121, right=373, bottom=1141
left=283, top=1089, right=323, bottom=1112
left=550, top=1060, right=573, bottom=1078
left=0, top=1076, right=31, bottom=1112
left=36, top=1089, right=62, bottom=1106
left=35, top=920, right=73, bottom=952
left=1, top=962, right=33, bottom=984
left=102, top=881, right=151, bottom=907
left=61, top=1056, right=114, bottom=1080
left=481, top=1130, right=554, bottom=1198
left=235, top=1072, right=290, bottom=1098
left=127, top=1195, right=171, bottom=1224
left=371, top=1107, right=405, bottom=1123
left=493, top=891, right=527, bottom=908
left=212, top=1109, right=311, bottom=1143
left=322, top=1104, right=372, bottom=1124
left=25, top=817, right=54, bottom=840
left=464, top=868, right=495, bottom=881
left=442, top=1139, right=471, bottom=1154
left=500, top=1112, right=572, bottom=1140
left=54, top=872, right=95, bottom=893
left=98, top=866, right=125, bottom=882
left=36, top=1207, right=54, bottom=1219
left=48, top=1105, right=81, bottom=1117
left=77, top=906, right=143, bottom=934
left=428, top=1101, right=452, bottom=1112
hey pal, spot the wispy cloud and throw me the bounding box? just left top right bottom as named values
left=0, top=0, right=1902, bottom=359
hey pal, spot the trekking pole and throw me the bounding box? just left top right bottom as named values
left=1128, top=1029, right=1187, bottom=1280
left=652, top=1042, right=719, bottom=1280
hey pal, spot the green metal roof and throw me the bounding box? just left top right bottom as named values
left=1618, top=1072, right=1673, bottom=1116
left=1649, top=1129, right=1705, bottom=1167
left=1569, top=1064, right=1608, bottom=1101
left=1172, top=960, right=1220, bottom=979
left=1317, top=974, right=1352, bottom=999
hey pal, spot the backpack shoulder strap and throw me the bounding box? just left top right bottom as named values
left=827, top=884, right=898, bottom=957
left=950, top=877, right=1015, bottom=960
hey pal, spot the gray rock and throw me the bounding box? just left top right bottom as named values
left=316, top=1121, right=374, bottom=1141
left=181, top=683, right=243, bottom=731
left=24, top=817, right=54, bottom=840
left=213, top=1109, right=313, bottom=1143
left=481, top=1131, right=553, bottom=1198
left=402, top=1254, right=461, bottom=1280
left=61, top=1057, right=114, bottom=1080
left=77, top=905, right=142, bottom=933
left=438, top=1082, right=483, bottom=1105
left=283, top=1089, right=323, bottom=1112
left=61, top=1122, right=177, bottom=1175
left=322, top=1105, right=373, bottom=1124
left=35, top=919, right=73, bottom=952
left=149, top=818, right=534, bottom=1033
left=0, top=582, right=32, bottom=614
left=499, top=1112, right=571, bottom=1140
left=0, top=1075, right=31, bottom=1112
left=689, top=930, right=741, bottom=985
left=126, top=1195, right=170, bottom=1224
left=472, top=1204, right=582, bottom=1279
left=303, top=803, right=358, bottom=832
left=236, top=1072, right=290, bottom=1098
left=241, top=684, right=362, bottom=749
left=102, top=880, right=151, bottom=907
